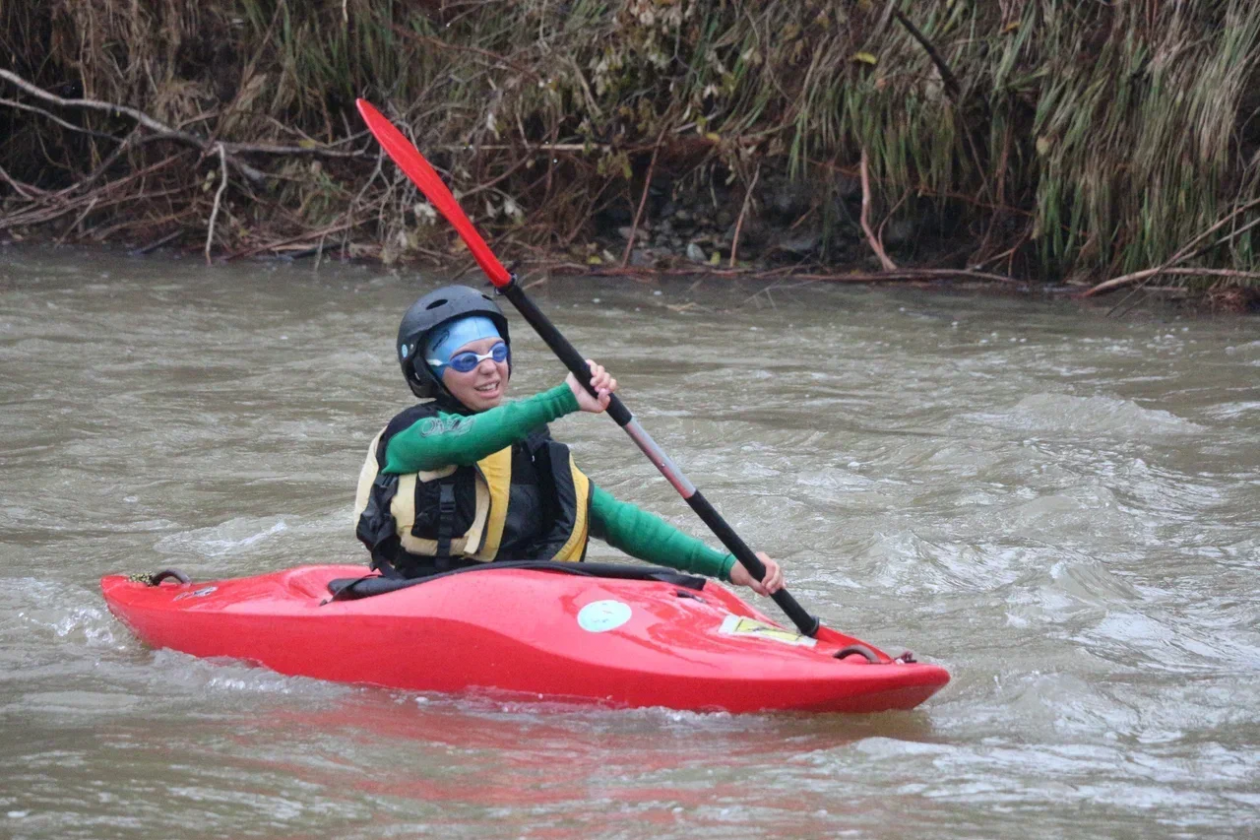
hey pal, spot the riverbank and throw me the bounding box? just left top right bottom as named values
left=2, top=1, right=1259, bottom=309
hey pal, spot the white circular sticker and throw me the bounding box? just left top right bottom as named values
left=577, top=600, right=631, bottom=633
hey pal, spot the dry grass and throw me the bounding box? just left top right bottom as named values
left=0, top=0, right=1257, bottom=291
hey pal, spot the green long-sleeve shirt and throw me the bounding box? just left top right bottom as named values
left=381, top=386, right=736, bottom=581
left=586, top=486, right=736, bottom=581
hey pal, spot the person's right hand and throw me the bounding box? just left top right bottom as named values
left=729, top=552, right=785, bottom=596
left=566, top=360, right=617, bottom=413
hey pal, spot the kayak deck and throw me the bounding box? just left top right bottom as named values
left=101, top=564, right=949, bottom=714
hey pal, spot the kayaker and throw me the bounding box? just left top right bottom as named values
left=354, top=284, right=785, bottom=595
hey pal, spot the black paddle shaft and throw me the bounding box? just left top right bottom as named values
left=499, top=279, right=823, bottom=637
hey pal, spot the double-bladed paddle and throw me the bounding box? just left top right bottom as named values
left=357, top=98, right=864, bottom=646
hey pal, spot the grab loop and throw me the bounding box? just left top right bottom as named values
left=833, top=644, right=882, bottom=663
left=127, top=569, right=192, bottom=586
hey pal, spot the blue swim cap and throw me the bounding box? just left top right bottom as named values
left=425, top=315, right=502, bottom=376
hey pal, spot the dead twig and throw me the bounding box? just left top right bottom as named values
left=621, top=127, right=667, bottom=268
left=205, top=144, right=229, bottom=264
left=782, top=268, right=1019, bottom=284
left=456, top=152, right=535, bottom=201
left=1087, top=267, right=1260, bottom=298
left=876, top=189, right=910, bottom=246
left=729, top=163, right=760, bottom=268
left=218, top=140, right=367, bottom=159
left=860, top=148, right=898, bottom=271
left=131, top=230, right=183, bottom=256
left=1084, top=196, right=1260, bottom=298
left=0, top=68, right=202, bottom=141
left=391, top=26, right=542, bottom=82
left=50, top=130, right=140, bottom=199
left=0, top=151, right=188, bottom=230
left=0, top=69, right=367, bottom=170
left=566, top=58, right=605, bottom=120
left=0, top=163, right=44, bottom=199
left=224, top=220, right=359, bottom=262
left=54, top=196, right=99, bottom=246
left=538, top=260, right=1019, bottom=285
left=1105, top=213, right=1260, bottom=315
left=890, top=7, right=962, bottom=102
left=0, top=96, right=122, bottom=142
left=1, top=185, right=188, bottom=232
left=446, top=142, right=595, bottom=153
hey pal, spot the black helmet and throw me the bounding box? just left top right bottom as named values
left=397, top=285, right=511, bottom=398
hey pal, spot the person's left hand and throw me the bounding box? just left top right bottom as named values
left=728, top=552, right=784, bottom=596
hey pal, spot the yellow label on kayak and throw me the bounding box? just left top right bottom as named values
left=719, top=615, right=817, bottom=647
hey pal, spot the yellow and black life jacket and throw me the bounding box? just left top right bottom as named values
left=354, top=403, right=590, bottom=577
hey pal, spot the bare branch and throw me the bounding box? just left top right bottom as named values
left=543, top=262, right=1021, bottom=285
left=730, top=164, right=760, bottom=268
left=1085, top=196, right=1260, bottom=297
left=0, top=163, right=44, bottom=199
left=891, top=8, right=962, bottom=103
left=0, top=96, right=122, bottom=142
left=54, top=196, right=99, bottom=246
left=1086, top=267, right=1260, bottom=297
left=0, top=69, right=369, bottom=163
left=860, top=148, right=898, bottom=271
left=390, top=25, right=542, bottom=82
left=206, top=145, right=229, bottom=264
left=622, top=128, right=667, bottom=268
left=0, top=68, right=205, bottom=141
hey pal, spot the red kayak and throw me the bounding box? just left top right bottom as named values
left=100, top=562, right=949, bottom=713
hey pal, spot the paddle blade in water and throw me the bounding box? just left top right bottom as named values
left=356, top=99, right=511, bottom=287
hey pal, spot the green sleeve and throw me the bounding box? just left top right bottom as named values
left=588, top=485, right=736, bottom=581
left=383, top=384, right=580, bottom=473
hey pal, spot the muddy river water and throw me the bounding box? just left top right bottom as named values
left=1, top=246, right=1258, bottom=838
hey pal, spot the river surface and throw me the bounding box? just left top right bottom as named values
left=1, top=246, right=1258, bottom=839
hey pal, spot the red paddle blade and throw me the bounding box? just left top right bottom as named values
left=356, top=98, right=511, bottom=287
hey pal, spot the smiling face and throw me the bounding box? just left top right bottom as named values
left=441, top=336, right=511, bottom=411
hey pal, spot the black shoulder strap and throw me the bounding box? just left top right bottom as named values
left=434, top=478, right=457, bottom=568
left=367, top=401, right=461, bottom=575
left=377, top=402, right=442, bottom=469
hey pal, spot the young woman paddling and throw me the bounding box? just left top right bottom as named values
left=354, top=284, right=785, bottom=595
